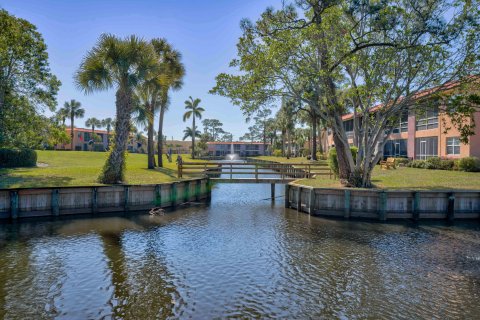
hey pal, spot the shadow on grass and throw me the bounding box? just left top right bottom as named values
left=0, top=174, right=74, bottom=189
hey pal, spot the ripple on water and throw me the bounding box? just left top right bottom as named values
left=0, top=183, right=480, bottom=319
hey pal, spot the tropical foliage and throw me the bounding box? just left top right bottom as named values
left=0, top=9, right=61, bottom=149
left=183, top=96, right=205, bottom=158
left=212, top=0, right=480, bottom=187
left=76, top=34, right=157, bottom=183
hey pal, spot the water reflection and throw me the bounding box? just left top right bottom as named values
left=0, top=183, right=479, bottom=318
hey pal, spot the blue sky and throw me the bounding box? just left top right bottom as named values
left=1, top=0, right=280, bottom=140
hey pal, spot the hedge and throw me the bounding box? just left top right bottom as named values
left=0, top=148, right=37, bottom=168
left=406, top=156, right=479, bottom=172
left=328, top=146, right=358, bottom=176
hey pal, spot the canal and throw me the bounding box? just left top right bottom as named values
left=1, top=180, right=480, bottom=318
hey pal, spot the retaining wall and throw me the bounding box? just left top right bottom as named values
left=0, top=179, right=210, bottom=220
left=285, top=183, right=480, bottom=221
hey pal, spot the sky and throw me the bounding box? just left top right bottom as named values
left=1, top=0, right=281, bottom=141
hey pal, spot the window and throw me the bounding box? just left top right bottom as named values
left=416, top=107, right=438, bottom=131
left=446, top=137, right=460, bottom=155
left=391, top=112, right=408, bottom=133
left=343, top=119, right=354, bottom=132
left=384, top=139, right=407, bottom=157
left=415, top=137, right=438, bottom=159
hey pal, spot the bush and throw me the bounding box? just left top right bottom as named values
left=409, top=160, right=426, bottom=168
left=425, top=157, right=442, bottom=169
left=0, top=148, right=37, bottom=168
left=394, top=158, right=410, bottom=166
left=272, top=149, right=282, bottom=157
left=328, top=146, right=358, bottom=176
left=439, top=159, right=455, bottom=170
left=458, top=157, right=480, bottom=172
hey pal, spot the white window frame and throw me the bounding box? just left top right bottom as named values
left=446, top=137, right=461, bottom=155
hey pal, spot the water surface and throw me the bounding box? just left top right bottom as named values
left=1, top=182, right=480, bottom=319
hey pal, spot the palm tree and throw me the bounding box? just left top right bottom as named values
left=63, top=99, right=85, bottom=150
left=182, top=97, right=204, bottom=159
left=85, top=117, right=102, bottom=135
left=151, top=39, right=185, bottom=167
left=75, top=34, right=157, bottom=183
left=182, top=126, right=201, bottom=142
left=56, top=106, right=69, bottom=126
left=102, top=117, right=114, bottom=147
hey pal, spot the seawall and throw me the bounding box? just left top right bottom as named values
left=0, top=178, right=210, bottom=220
left=286, top=183, right=480, bottom=221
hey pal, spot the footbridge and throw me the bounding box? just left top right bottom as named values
left=178, top=161, right=332, bottom=183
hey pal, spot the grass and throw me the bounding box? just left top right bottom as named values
left=0, top=150, right=202, bottom=189
left=298, top=166, right=480, bottom=190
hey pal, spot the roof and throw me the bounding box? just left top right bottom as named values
left=340, top=77, right=478, bottom=121
left=67, top=127, right=109, bottom=134
left=207, top=141, right=270, bottom=145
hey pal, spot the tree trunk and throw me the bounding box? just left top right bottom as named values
left=157, top=106, right=165, bottom=167
left=311, top=114, right=317, bottom=160
left=281, top=130, right=286, bottom=156
left=332, top=132, right=352, bottom=182
left=147, top=103, right=155, bottom=169
left=191, top=116, right=196, bottom=159
left=99, top=89, right=133, bottom=184
left=318, top=121, right=324, bottom=154
left=70, top=116, right=74, bottom=151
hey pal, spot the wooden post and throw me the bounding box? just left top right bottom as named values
left=379, top=191, right=387, bottom=221
left=255, top=164, right=258, bottom=181
left=284, top=184, right=290, bottom=207
left=297, top=187, right=302, bottom=212
left=10, top=191, right=18, bottom=220
left=271, top=183, right=275, bottom=202
left=184, top=181, right=190, bottom=202
left=447, top=192, right=455, bottom=221
left=413, top=192, right=420, bottom=221
left=309, top=188, right=315, bottom=215
left=155, top=184, right=162, bottom=206
left=195, top=180, right=201, bottom=201
left=92, top=187, right=98, bottom=213
left=344, top=190, right=351, bottom=218
left=230, top=163, right=233, bottom=180
left=171, top=183, right=177, bottom=208
left=124, top=186, right=130, bottom=212
left=52, top=189, right=60, bottom=216
left=178, top=163, right=183, bottom=178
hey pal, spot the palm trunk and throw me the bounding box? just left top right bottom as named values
left=70, top=116, right=74, bottom=150
left=157, top=106, right=165, bottom=167
left=192, top=116, right=196, bottom=159
left=147, top=103, right=155, bottom=169
left=99, top=89, right=133, bottom=184
left=145, top=102, right=155, bottom=169
left=281, top=130, right=286, bottom=156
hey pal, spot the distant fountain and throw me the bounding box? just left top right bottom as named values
left=225, top=141, right=239, bottom=161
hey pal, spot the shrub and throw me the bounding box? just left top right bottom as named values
left=0, top=148, right=37, bottom=168
left=394, top=158, right=410, bottom=166
left=409, top=160, right=426, bottom=168
left=425, top=157, right=442, bottom=169
left=458, top=157, right=480, bottom=172
left=439, top=159, right=455, bottom=170
left=328, top=146, right=358, bottom=176
left=272, top=149, right=282, bottom=157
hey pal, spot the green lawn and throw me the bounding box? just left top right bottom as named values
left=0, top=150, right=201, bottom=189
left=298, top=166, right=480, bottom=190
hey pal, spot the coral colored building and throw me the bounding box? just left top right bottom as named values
left=327, top=97, right=480, bottom=160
